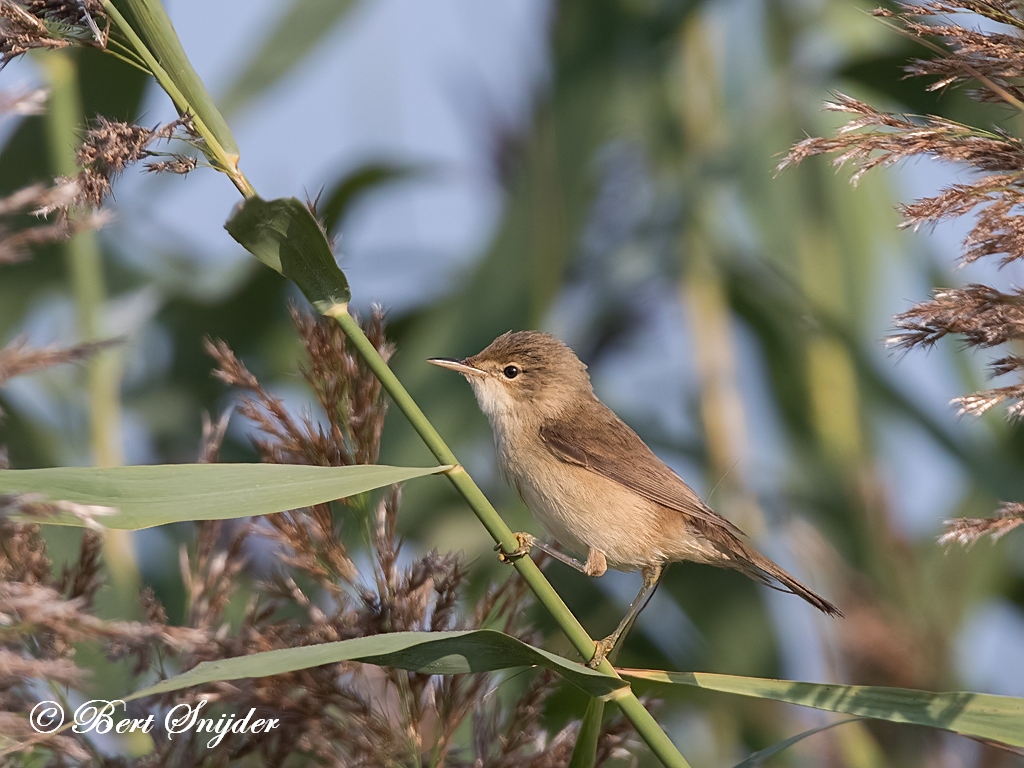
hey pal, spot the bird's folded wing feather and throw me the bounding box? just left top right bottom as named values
left=539, top=408, right=745, bottom=538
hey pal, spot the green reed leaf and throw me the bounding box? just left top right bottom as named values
left=0, top=463, right=449, bottom=529
left=220, top=0, right=361, bottom=117
left=569, top=696, right=606, bottom=768
left=225, top=195, right=350, bottom=313
left=620, top=669, right=1024, bottom=748
left=126, top=630, right=629, bottom=700
left=110, top=0, right=238, bottom=157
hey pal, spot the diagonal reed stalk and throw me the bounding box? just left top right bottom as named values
left=87, top=2, right=692, bottom=764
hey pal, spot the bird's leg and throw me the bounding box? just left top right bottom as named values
left=495, top=536, right=604, bottom=578
left=495, top=532, right=537, bottom=562
left=588, top=563, right=664, bottom=669
left=496, top=533, right=587, bottom=571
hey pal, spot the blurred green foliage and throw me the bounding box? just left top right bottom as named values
left=3, top=0, right=1024, bottom=764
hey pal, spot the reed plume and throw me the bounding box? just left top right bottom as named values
left=781, top=0, right=1024, bottom=546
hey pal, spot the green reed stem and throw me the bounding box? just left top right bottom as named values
left=100, top=1, right=255, bottom=198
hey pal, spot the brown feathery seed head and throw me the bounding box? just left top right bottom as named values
left=139, top=586, right=167, bottom=625
left=73, top=116, right=195, bottom=206
left=888, top=285, right=1024, bottom=350
left=0, top=0, right=107, bottom=67
left=0, top=337, right=116, bottom=386
left=0, top=180, right=77, bottom=216
left=292, top=304, right=392, bottom=465
left=58, top=531, right=103, bottom=606
left=939, top=501, right=1024, bottom=547
left=143, top=154, right=198, bottom=175
left=0, top=648, right=83, bottom=690
left=208, top=307, right=392, bottom=468
left=989, top=354, right=1024, bottom=377
left=0, top=524, right=49, bottom=584
left=0, top=310, right=637, bottom=763
left=204, top=336, right=260, bottom=389
left=952, top=383, right=1024, bottom=418
left=1, top=2, right=72, bottom=64
left=887, top=285, right=1024, bottom=421
left=897, top=175, right=1018, bottom=231
left=780, top=96, right=1024, bottom=184
left=197, top=408, right=231, bottom=463
left=0, top=180, right=106, bottom=262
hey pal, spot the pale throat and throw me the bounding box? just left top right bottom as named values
left=467, top=377, right=517, bottom=426
left=467, top=376, right=537, bottom=482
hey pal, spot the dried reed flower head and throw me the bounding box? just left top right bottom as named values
left=781, top=1, right=1024, bottom=545
left=0, top=336, right=115, bottom=433
left=939, top=501, right=1024, bottom=547
left=71, top=115, right=198, bottom=207
left=142, top=155, right=198, bottom=175
left=1, top=310, right=639, bottom=764
left=0, top=180, right=107, bottom=264
left=887, top=285, right=1024, bottom=351
left=0, top=336, right=111, bottom=386
left=197, top=409, right=231, bottom=464
left=207, top=304, right=392, bottom=467
left=875, top=2, right=1024, bottom=102
left=0, top=522, right=213, bottom=764
left=19, top=0, right=105, bottom=27
left=0, top=296, right=216, bottom=763
left=0, top=0, right=107, bottom=66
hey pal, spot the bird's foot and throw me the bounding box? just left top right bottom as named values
left=495, top=532, right=536, bottom=564
left=588, top=636, right=617, bottom=669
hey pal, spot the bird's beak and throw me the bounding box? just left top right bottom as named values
left=427, top=357, right=483, bottom=377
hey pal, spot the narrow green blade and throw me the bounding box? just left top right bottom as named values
left=225, top=196, right=350, bottom=313
left=111, top=0, right=238, bottom=157
left=125, top=629, right=628, bottom=700
left=221, top=0, right=361, bottom=117
left=319, top=164, right=415, bottom=236
left=569, top=696, right=606, bottom=768
left=0, top=463, right=448, bottom=529
left=733, top=718, right=862, bottom=767
left=620, top=669, right=1024, bottom=748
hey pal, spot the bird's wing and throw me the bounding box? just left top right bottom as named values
left=539, top=406, right=745, bottom=538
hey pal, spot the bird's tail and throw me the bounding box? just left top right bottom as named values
left=739, top=547, right=843, bottom=617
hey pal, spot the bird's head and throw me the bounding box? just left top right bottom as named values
left=428, top=331, right=593, bottom=426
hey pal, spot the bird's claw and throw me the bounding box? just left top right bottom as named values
left=587, top=636, right=616, bottom=669
left=495, top=532, right=536, bottom=563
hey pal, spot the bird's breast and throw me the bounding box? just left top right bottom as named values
left=493, top=429, right=689, bottom=570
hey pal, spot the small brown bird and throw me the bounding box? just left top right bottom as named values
left=430, top=331, right=840, bottom=666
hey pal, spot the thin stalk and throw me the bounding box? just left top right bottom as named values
left=327, top=306, right=690, bottom=768
left=99, top=1, right=255, bottom=198
left=569, top=696, right=605, bottom=768
left=39, top=52, right=139, bottom=590
left=105, top=37, right=154, bottom=74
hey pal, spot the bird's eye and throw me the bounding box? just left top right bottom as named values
left=502, top=365, right=520, bottom=379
